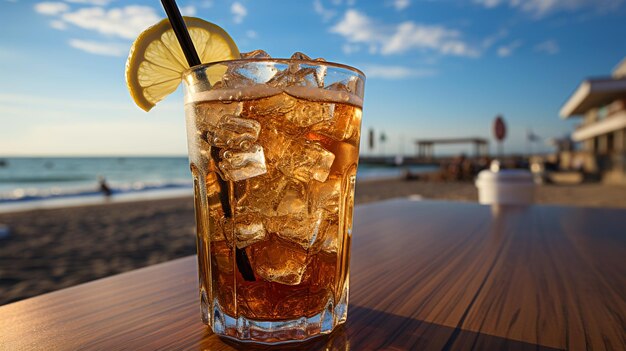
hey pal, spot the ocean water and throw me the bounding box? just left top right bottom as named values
left=0, top=157, right=191, bottom=203
left=0, top=157, right=436, bottom=205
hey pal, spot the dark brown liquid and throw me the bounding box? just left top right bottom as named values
left=187, top=92, right=361, bottom=320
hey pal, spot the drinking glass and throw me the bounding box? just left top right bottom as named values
left=183, top=58, right=364, bottom=343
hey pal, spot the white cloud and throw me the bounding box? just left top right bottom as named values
left=180, top=5, right=196, bottom=16
left=34, top=2, right=69, bottom=15
left=331, top=10, right=479, bottom=57
left=231, top=2, right=247, bottom=24
left=474, top=0, right=501, bottom=8
left=482, top=28, right=508, bottom=48
left=64, top=0, right=112, bottom=5
left=535, top=39, right=560, bottom=54
left=497, top=40, right=522, bottom=57
left=50, top=20, right=67, bottom=30
left=61, top=6, right=160, bottom=40
left=68, top=39, right=127, bottom=56
left=474, top=0, right=624, bottom=18
left=246, top=30, right=258, bottom=39
left=329, top=0, right=356, bottom=4
left=361, top=64, right=435, bottom=79
left=393, top=0, right=410, bottom=11
left=200, top=0, right=213, bottom=8
left=383, top=22, right=479, bottom=56
left=314, top=0, right=337, bottom=22
left=331, top=10, right=384, bottom=44
left=342, top=43, right=360, bottom=54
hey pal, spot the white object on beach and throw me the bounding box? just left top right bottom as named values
left=475, top=168, right=534, bottom=205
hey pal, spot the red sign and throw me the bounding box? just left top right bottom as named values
left=493, top=115, right=506, bottom=141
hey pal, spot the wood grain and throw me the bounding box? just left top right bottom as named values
left=0, top=199, right=624, bottom=350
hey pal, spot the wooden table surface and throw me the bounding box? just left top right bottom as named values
left=0, top=199, right=624, bottom=351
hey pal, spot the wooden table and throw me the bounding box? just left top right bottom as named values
left=1, top=199, right=624, bottom=350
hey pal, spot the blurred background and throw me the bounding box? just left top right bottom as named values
left=1, top=0, right=625, bottom=305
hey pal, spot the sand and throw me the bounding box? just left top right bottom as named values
left=1, top=179, right=625, bottom=306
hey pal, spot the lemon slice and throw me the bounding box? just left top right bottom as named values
left=126, top=17, right=240, bottom=111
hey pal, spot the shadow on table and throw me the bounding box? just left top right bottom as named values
left=216, top=305, right=563, bottom=351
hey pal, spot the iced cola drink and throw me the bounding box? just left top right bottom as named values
left=183, top=55, right=364, bottom=343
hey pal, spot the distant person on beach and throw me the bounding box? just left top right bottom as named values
left=0, top=224, right=10, bottom=239
left=98, top=176, right=112, bottom=197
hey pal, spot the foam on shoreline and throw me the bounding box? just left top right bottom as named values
left=0, top=187, right=193, bottom=214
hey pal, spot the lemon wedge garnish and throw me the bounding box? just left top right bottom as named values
left=125, top=17, right=240, bottom=111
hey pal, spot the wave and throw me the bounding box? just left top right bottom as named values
left=0, top=175, right=93, bottom=183
left=0, top=181, right=192, bottom=203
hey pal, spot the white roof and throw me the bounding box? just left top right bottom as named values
left=572, top=111, right=626, bottom=141
left=560, top=78, right=626, bottom=118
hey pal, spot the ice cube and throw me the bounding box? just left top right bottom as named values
left=326, top=141, right=359, bottom=176
left=206, top=172, right=227, bottom=211
left=212, top=241, right=236, bottom=313
left=212, top=240, right=234, bottom=275
left=267, top=54, right=321, bottom=88
left=259, top=182, right=328, bottom=249
left=311, top=103, right=360, bottom=141
left=241, top=49, right=271, bottom=59
left=285, top=53, right=312, bottom=78
left=270, top=210, right=325, bottom=250
left=218, top=144, right=267, bottom=181
left=235, top=219, right=265, bottom=249
left=243, top=93, right=296, bottom=118
left=222, top=212, right=267, bottom=249
left=307, top=214, right=340, bottom=254
left=237, top=170, right=291, bottom=215
left=258, top=126, right=294, bottom=162
left=248, top=236, right=309, bottom=285
left=277, top=140, right=335, bottom=183
left=291, top=52, right=312, bottom=61
left=315, top=65, right=327, bottom=88
left=267, top=68, right=318, bottom=88
left=313, top=57, right=328, bottom=88
left=192, top=101, right=242, bottom=132
left=220, top=68, right=256, bottom=88
left=325, top=81, right=350, bottom=93
left=309, top=177, right=341, bottom=213
left=320, top=222, right=340, bottom=253
left=293, top=67, right=322, bottom=88
left=275, top=184, right=307, bottom=216
left=285, top=101, right=334, bottom=127
left=207, top=115, right=261, bottom=150
left=346, top=75, right=363, bottom=95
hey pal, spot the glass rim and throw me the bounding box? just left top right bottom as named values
left=184, top=57, right=366, bottom=79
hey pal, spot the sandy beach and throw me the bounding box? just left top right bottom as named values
left=1, top=179, right=625, bottom=306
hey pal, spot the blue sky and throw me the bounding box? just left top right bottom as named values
left=0, top=0, right=625, bottom=156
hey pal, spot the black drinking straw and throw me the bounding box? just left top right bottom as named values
left=160, top=0, right=255, bottom=281
left=160, top=0, right=200, bottom=67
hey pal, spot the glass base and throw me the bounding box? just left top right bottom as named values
left=205, top=286, right=349, bottom=344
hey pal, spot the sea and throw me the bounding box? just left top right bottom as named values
left=0, top=157, right=436, bottom=211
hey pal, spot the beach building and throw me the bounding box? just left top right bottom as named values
left=560, top=57, right=626, bottom=183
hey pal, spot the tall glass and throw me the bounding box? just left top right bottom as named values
left=182, top=58, right=365, bottom=343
